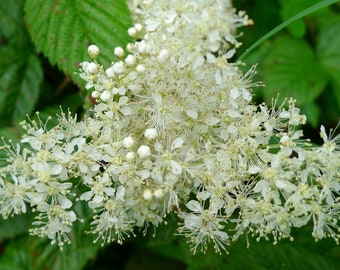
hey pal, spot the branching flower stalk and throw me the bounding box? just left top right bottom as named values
left=0, top=0, right=339, bottom=254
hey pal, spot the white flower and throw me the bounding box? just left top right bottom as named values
left=179, top=200, right=228, bottom=254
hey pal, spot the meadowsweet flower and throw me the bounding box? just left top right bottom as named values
left=0, top=0, right=339, bottom=254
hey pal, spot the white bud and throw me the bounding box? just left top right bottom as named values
left=125, top=54, right=136, bottom=66
left=105, top=66, right=115, bottom=78
left=126, top=43, right=135, bottom=52
left=88, top=62, right=99, bottom=74
left=123, top=136, right=135, bottom=148
left=134, top=23, right=143, bottom=32
left=136, top=64, right=145, bottom=73
left=88, top=45, right=100, bottom=58
left=137, top=41, right=149, bottom=54
left=157, top=49, right=169, bottom=62
left=112, top=61, right=125, bottom=74
left=100, top=90, right=112, bottom=102
left=154, top=189, right=164, bottom=199
left=91, top=90, right=100, bottom=99
left=137, top=145, right=150, bottom=158
left=114, top=47, right=125, bottom=58
left=143, top=189, right=153, bottom=200
left=126, top=151, right=135, bottom=162
left=144, top=128, right=158, bottom=140
left=128, top=27, right=137, bottom=37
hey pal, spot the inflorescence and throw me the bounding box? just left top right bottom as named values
left=0, top=0, right=339, bottom=254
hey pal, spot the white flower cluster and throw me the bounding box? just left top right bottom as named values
left=1, top=0, right=339, bottom=253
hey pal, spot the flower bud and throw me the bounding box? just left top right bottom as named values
left=125, top=54, right=136, bottom=66
left=126, top=151, right=135, bottom=162
left=88, top=62, right=99, bottom=74
left=123, top=136, right=135, bottom=148
left=100, top=90, right=112, bottom=102
left=105, top=66, right=115, bottom=78
left=143, top=189, right=153, bottom=200
left=112, top=61, right=125, bottom=75
left=88, top=45, right=100, bottom=58
left=126, top=43, right=135, bottom=52
left=128, top=27, right=137, bottom=37
left=154, top=189, right=164, bottom=199
left=114, top=47, right=125, bottom=58
left=157, top=49, right=169, bottom=62
left=136, top=64, right=145, bottom=73
left=91, top=90, right=100, bottom=99
left=144, top=128, right=158, bottom=140
left=134, top=23, right=143, bottom=32
left=137, top=145, right=151, bottom=158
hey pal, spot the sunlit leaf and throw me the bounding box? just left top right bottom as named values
left=262, top=35, right=328, bottom=105
left=24, top=0, right=132, bottom=87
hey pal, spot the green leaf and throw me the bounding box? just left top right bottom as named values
left=175, top=230, right=339, bottom=270
left=316, top=12, right=340, bottom=110
left=262, top=35, right=327, bottom=106
left=301, top=102, right=321, bottom=128
left=238, top=0, right=340, bottom=61
left=0, top=1, right=43, bottom=125
left=0, top=214, right=31, bottom=242
left=0, top=236, right=33, bottom=270
left=0, top=0, right=31, bottom=46
left=0, top=49, right=43, bottom=126
left=233, top=0, right=281, bottom=58
left=24, top=0, right=132, bottom=87
left=0, top=202, right=100, bottom=270
left=280, top=0, right=323, bottom=38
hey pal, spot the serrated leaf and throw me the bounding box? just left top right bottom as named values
left=262, top=35, right=328, bottom=106
left=316, top=13, right=340, bottom=110
left=24, top=0, right=132, bottom=87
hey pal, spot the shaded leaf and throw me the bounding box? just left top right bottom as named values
left=0, top=214, right=31, bottom=242
left=301, top=102, right=321, bottom=127
left=316, top=12, right=340, bottom=110
left=0, top=1, right=43, bottom=125
left=0, top=202, right=100, bottom=270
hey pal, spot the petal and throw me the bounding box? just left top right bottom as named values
left=170, top=160, right=182, bottom=175
left=186, top=200, right=202, bottom=212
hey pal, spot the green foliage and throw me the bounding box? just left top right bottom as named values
left=262, top=34, right=328, bottom=105
left=316, top=10, right=340, bottom=109
left=24, top=0, right=132, bottom=86
left=0, top=0, right=43, bottom=126
left=236, top=0, right=340, bottom=128
left=0, top=202, right=101, bottom=270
